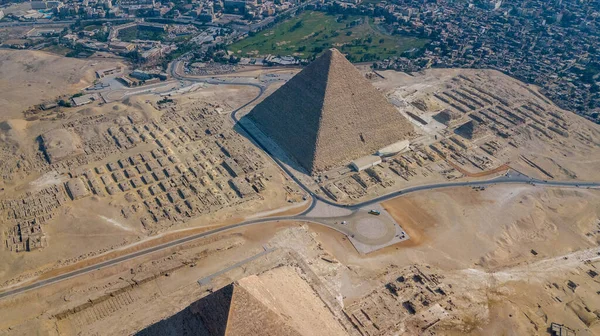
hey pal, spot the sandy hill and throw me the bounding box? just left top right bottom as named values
left=248, top=48, right=414, bottom=174
left=0, top=50, right=121, bottom=120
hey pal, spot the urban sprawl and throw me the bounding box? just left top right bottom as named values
left=1, top=0, right=599, bottom=121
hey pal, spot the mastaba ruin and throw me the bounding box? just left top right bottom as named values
left=247, top=48, right=414, bottom=174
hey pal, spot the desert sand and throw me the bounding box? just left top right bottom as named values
left=0, top=53, right=598, bottom=336
left=0, top=50, right=122, bottom=120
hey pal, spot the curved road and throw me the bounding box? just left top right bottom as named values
left=1, top=170, right=596, bottom=300
left=1, top=63, right=598, bottom=300
left=168, top=60, right=340, bottom=213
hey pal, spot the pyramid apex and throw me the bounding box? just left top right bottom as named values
left=323, top=48, right=342, bottom=57
left=247, top=46, right=414, bottom=174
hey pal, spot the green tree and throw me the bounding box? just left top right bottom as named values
left=289, top=20, right=304, bottom=32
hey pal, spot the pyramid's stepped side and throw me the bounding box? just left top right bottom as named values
left=248, top=52, right=328, bottom=173
left=455, top=120, right=488, bottom=140
left=248, top=48, right=414, bottom=174
left=192, top=284, right=233, bottom=336
left=314, top=50, right=414, bottom=170
left=224, top=284, right=303, bottom=336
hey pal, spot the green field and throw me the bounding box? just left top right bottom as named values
left=118, top=26, right=166, bottom=42
left=83, top=24, right=102, bottom=32
left=228, top=11, right=429, bottom=62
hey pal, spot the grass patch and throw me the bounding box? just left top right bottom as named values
left=118, top=26, right=166, bottom=42
left=170, top=34, right=192, bottom=43
left=228, top=11, right=429, bottom=62
left=83, top=24, right=103, bottom=32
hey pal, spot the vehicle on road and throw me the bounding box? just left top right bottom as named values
left=368, top=210, right=381, bottom=215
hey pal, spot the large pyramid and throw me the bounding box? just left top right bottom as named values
left=247, top=48, right=414, bottom=174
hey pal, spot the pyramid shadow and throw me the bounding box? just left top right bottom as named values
left=233, top=115, right=311, bottom=176
left=135, top=284, right=234, bottom=336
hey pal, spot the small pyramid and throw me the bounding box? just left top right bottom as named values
left=247, top=48, right=414, bottom=174
left=433, top=109, right=463, bottom=126
left=455, top=120, right=488, bottom=140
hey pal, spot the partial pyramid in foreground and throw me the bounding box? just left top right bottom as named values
left=137, top=283, right=302, bottom=336
left=194, top=283, right=302, bottom=336
left=247, top=48, right=414, bottom=174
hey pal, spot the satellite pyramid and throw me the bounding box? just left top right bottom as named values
left=247, top=48, right=414, bottom=174
left=433, top=109, right=463, bottom=126
left=455, top=120, right=488, bottom=140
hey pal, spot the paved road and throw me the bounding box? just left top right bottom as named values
left=197, top=247, right=274, bottom=285
left=2, top=64, right=598, bottom=301
left=349, top=170, right=600, bottom=209
left=0, top=21, right=75, bottom=28
left=0, top=214, right=345, bottom=300
left=1, top=170, right=596, bottom=300
left=169, top=61, right=329, bottom=214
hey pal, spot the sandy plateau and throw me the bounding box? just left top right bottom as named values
left=0, top=51, right=303, bottom=290
left=0, top=50, right=599, bottom=336
left=320, top=185, right=600, bottom=335
left=0, top=50, right=122, bottom=119
left=1, top=185, right=600, bottom=335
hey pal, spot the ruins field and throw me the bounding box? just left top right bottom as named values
left=0, top=76, right=303, bottom=287
left=255, top=67, right=600, bottom=205
left=0, top=47, right=599, bottom=336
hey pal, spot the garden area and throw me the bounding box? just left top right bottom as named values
left=118, top=26, right=166, bottom=42
left=227, top=11, right=429, bottom=62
